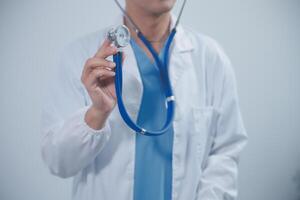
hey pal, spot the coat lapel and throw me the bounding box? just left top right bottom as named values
left=168, top=14, right=195, bottom=88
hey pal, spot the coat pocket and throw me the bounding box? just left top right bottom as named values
left=192, top=106, right=219, bottom=170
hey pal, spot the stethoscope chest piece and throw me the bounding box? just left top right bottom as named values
left=107, top=25, right=130, bottom=48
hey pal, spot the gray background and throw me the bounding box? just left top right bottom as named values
left=0, top=0, right=299, bottom=199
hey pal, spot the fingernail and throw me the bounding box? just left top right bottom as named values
left=110, top=62, right=116, bottom=67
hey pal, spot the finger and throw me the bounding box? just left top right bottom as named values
left=95, top=45, right=118, bottom=59
left=85, top=57, right=116, bottom=71
left=82, top=58, right=116, bottom=81
left=94, top=38, right=118, bottom=58
left=86, top=68, right=115, bottom=87
left=102, top=38, right=112, bottom=47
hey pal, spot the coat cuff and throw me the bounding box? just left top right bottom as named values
left=77, top=105, right=111, bottom=136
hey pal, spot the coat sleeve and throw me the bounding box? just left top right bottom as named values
left=40, top=42, right=112, bottom=178
left=196, top=40, right=248, bottom=200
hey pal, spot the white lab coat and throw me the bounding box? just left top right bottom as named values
left=41, top=14, right=248, bottom=200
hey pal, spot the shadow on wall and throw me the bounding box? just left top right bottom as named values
left=294, top=169, right=300, bottom=200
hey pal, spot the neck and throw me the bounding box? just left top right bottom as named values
left=125, top=2, right=171, bottom=53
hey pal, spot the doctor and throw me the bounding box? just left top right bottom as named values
left=41, top=0, right=248, bottom=199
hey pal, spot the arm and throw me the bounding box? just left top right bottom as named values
left=40, top=40, right=116, bottom=178
left=196, top=43, right=248, bottom=199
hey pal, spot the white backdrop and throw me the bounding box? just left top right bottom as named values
left=0, top=0, right=299, bottom=200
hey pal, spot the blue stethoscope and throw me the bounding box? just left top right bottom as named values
left=108, top=0, right=187, bottom=136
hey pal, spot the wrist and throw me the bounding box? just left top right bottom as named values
left=84, top=105, right=111, bottom=131
left=90, top=105, right=111, bottom=116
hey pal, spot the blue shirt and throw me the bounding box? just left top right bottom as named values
left=130, top=38, right=174, bottom=200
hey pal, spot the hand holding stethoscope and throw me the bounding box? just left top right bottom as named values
left=81, top=39, right=124, bottom=130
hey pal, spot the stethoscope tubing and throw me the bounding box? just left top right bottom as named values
left=113, top=29, right=177, bottom=136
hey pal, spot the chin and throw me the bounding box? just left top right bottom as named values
left=156, top=0, right=175, bottom=12
left=142, top=0, right=176, bottom=15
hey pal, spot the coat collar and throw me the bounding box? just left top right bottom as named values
left=170, top=14, right=194, bottom=53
